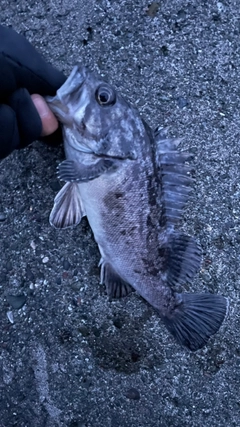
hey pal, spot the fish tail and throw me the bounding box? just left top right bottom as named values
left=161, top=293, right=228, bottom=351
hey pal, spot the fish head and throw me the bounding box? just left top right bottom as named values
left=46, top=65, right=146, bottom=159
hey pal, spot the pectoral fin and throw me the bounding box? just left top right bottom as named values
left=100, top=261, right=133, bottom=298
left=58, top=159, right=116, bottom=182
left=49, top=182, right=85, bottom=229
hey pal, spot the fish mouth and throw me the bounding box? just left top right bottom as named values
left=59, top=64, right=87, bottom=100
left=46, top=65, right=88, bottom=124
left=67, top=132, right=93, bottom=154
left=68, top=132, right=137, bottom=160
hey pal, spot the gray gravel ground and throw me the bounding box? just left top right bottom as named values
left=0, top=1, right=240, bottom=426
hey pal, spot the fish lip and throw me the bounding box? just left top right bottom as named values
left=67, top=135, right=93, bottom=154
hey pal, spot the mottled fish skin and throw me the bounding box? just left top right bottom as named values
left=46, top=66, right=228, bottom=351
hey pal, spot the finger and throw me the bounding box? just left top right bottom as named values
left=31, top=94, right=59, bottom=136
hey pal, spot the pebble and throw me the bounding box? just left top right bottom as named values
left=78, top=325, right=90, bottom=337
left=71, top=281, right=82, bottom=291
left=63, top=259, right=71, bottom=270
left=177, top=96, right=188, bottom=108
left=42, top=256, right=49, bottom=264
left=56, top=277, right=62, bottom=285
left=113, top=318, right=123, bottom=329
left=147, top=2, right=159, bottom=17
left=202, top=272, right=212, bottom=282
left=5, top=261, right=13, bottom=271
left=6, top=294, right=27, bottom=309
left=7, top=311, right=14, bottom=323
left=125, top=388, right=141, bottom=400
left=0, top=213, right=7, bottom=222
left=92, top=327, right=101, bottom=337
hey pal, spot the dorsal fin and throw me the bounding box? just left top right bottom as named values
left=155, top=128, right=194, bottom=226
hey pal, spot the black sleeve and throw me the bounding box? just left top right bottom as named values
left=0, top=25, right=66, bottom=159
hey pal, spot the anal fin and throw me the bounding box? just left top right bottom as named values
left=49, top=182, right=85, bottom=229
left=100, top=261, right=133, bottom=298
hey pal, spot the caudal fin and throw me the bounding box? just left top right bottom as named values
left=161, top=293, right=228, bottom=351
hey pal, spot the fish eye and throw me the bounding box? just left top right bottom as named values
left=96, top=85, right=116, bottom=106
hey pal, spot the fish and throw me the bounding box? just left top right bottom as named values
left=46, top=65, right=228, bottom=351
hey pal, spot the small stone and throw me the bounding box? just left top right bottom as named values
left=6, top=294, right=27, bottom=309
left=0, top=213, right=7, bottom=222
left=30, top=241, right=36, bottom=251
left=71, top=281, right=82, bottom=291
left=202, top=272, right=211, bottom=282
left=147, top=2, right=159, bottom=17
left=125, top=388, right=140, bottom=400
left=5, top=261, right=13, bottom=271
left=177, top=9, right=186, bottom=20
left=56, top=277, right=62, bottom=285
left=42, top=256, right=49, bottom=264
left=63, top=259, right=71, bottom=270
left=177, top=96, right=188, bottom=108
left=78, top=325, right=90, bottom=337
left=113, top=318, right=123, bottom=329
left=92, top=327, right=101, bottom=337
left=7, top=311, right=14, bottom=323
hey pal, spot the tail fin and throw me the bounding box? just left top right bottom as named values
left=161, top=293, right=228, bottom=351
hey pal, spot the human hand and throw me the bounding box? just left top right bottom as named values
left=0, top=25, right=66, bottom=159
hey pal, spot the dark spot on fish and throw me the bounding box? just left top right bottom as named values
left=146, top=174, right=157, bottom=207
left=158, top=247, right=170, bottom=272
left=115, top=192, right=124, bottom=199
left=102, top=141, right=108, bottom=151
left=104, top=191, right=126, bottom=213
left=147, top=267, right=159, bottom=277
left=147, top=214, right=154, bottom=227
left=127, top=225, right=138, bottom=237
left=158, top=247, right=168, bottom=258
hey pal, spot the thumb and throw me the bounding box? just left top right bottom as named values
left=31, top=94, right=59, bottom=136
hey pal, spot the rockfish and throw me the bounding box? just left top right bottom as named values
left=46, top=65, right=227, bottom=351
